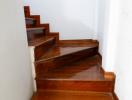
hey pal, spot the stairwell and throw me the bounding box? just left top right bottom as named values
left=24, top=6, right=118, bottom=100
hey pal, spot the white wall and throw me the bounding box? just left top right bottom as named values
left=97, top=0, right=120, bottom=71
left=97, top=0, right=132, bottom=99
left=114, top=0, right=132, bottom=99
left=23, top=0, right=98, bottom=40
left=0, top=0, right=34, bottom=100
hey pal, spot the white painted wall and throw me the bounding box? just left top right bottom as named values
left=114, top=0, right=132, bottom=99
left=0, top=0, right=34, bottom=100
left=23, top=0, right=98, bottom=40
left=97, top=0, right=132, bottom=99
left=97, top=0, right=120, bottom=71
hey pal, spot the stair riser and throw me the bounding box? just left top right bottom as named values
left=27, top=29, right=45, bottom=35
left=36, top=80, right=114, bottom=92
left=35, top=47, right=98, bottom=75
left=27, top=33, right=46, bottom=42
left=35, top=39, right=57, bottom=60
left=26, top=19, right=36, bottom=28
left=60, top=40, right=99, bottom=47
left=26, top=19, right=34, bottom=25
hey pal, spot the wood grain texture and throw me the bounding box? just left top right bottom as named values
left=35, top=46, right=98, bottom=74
left=34, top=37, right=56, bottom=60
left=32, top=90, right=114, bottom=100
left=24, top=6, right=118, bottom=100
left=59, top=39, right=99, bottom=47
left=36, top=56, right=115, bottom=92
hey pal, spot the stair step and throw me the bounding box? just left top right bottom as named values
left=26, top=17, right=35, bottom=25
left=35, top=45, right=98, bottom=73
left=27, top=27, right=45, bottom=34
left=37, top=55, right=103, bottom=80
left=36, top=46, right=98, bottom=62
left=28, top=36, right=55, bottom=46
left=32, top=90, right=114, bottom=100
left=36, top=56, right=115, bottom=92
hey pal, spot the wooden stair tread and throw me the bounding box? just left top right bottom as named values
left=32, top=90, right=114, bottom=100
left=36, top=45, right=98, bottom=62
left=37, top=55, right=104, bottom=80
left=28, top=36, right=55, bottom=46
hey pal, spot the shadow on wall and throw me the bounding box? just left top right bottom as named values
left=56, top=18, right=95, bottom=40
left=29, top=0, right=97, bottom=39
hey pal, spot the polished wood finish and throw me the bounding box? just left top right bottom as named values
left=32, top=90, right=114, bottom=100
left=36, top=56, right=115, bottom=92
left=24, top=6, right=30, bottom=17
left=60, top=39, right=99, bottom=47
left=24, top=6, right=50, bottom=34
left=35, top=46, right=98, bottom=74
left=34, top=37, right=56, bottom=60
left=37, top=46, right=98, bottom=61
left=28, top=36, right=55, bottom=46
left=23, top=6, right=118, bottom=100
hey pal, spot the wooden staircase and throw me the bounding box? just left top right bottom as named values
left=24, top=6, right=118, bottom=100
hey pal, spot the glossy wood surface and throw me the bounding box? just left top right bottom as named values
left=24, top=6, right=118, bottom=100
left=37, top=46, right=98, bottom=61
left=28, top=36, right=55, bottom=46
left=36, top=55, right=115, bottom=92
left=37, top=55, right=103, bottom=80
left=32, top=90, right=114, bottom=100
left=60, top=39, right=99, bottom=47
left=35, top=46, right=98, bottom=74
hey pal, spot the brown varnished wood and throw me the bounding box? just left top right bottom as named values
left=37, top=55, right=104, bottom=80
left=37, top=46, right=98, bottom=61
left=36, top=56, right=115, bottom=92
left=32, top=90, right=114, bottom=100
left=27, top=30, right=46, bottom=43
left=34, top=37, right=56, bottom=61
left=35, top=46, right=98, bottom=74
left=24, top=6, right=30, bottom=17
left=48, top=32, right=59, bottom=45
left=28, top=36, right=56, bottom=47
left=30, top=15, right=50, bottom=34
left=24, top=7, right=50, bottom=34
left=60, top=39, right=99, bottom=47
left=24, top=6, right=118, bottom=100
left=36, top=79, right=114, bottom=92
